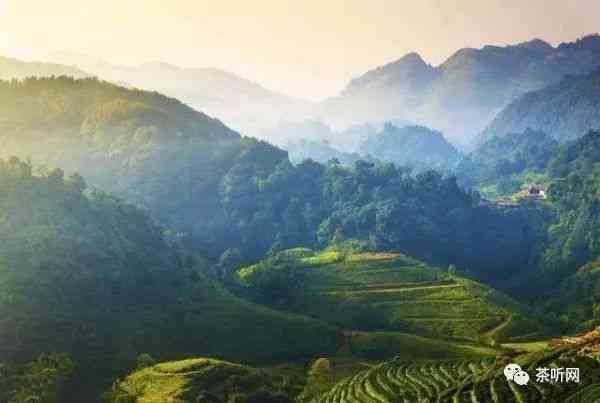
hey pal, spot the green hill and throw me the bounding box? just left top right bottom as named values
left=360, top=124, right=460, bottom=171
left=111, top=358, right=303, bottom=403
left=315, top=328, right=600, bottom=402
left=456, top=128, right=558, bottom=195
left=237, top=246, right=542, bottom=342
left=0, top=76, right=288, bottom=259
left=0, top=157, right=338, bottom=401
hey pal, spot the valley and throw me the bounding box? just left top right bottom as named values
left=1, top=13, right=600, bottom=402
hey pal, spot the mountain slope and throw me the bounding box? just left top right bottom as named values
left=315, top=329, right=600, bottom=403
left=0, top=76, right=289, bottom=258
left=0, top=157, right=339, bottom=400
left=322, top=34, right=600, bottom=144
left=480, top=67, right=600, bottom=143
left=111, top=358, right=304, bottom=403
left=237, top=246, right=543, bottom=342
left=360, top=124, right=460, bottom=170
left=47, top=51, right=312, bottom=137
left=0, top=55, right=89, bottom=80
left=456, top=129, right=559, bottom=193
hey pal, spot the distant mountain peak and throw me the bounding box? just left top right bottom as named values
left=140, top=61, right=180, bottom=71
left=516, top=38, right=553, bottom=52
left=393, top=52, right=427, bottom=66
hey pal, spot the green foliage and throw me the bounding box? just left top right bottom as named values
left=0, top=78, right=544, bottom=280
left=540, top=131, right=600, bottom=279
left=111, top=358, right=301, bottom=403
left=0, top=157, right=339, bottom=401
left=360, top=124, right=461, bottom=171
left=238, top=248, right=543, bottom=340
left=299, top=358, right=336, bottom=402
left=0, top=353, right=75, bottom=403
left=457, top=128, right=558, bottom=193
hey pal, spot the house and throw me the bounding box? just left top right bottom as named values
left=526, top=185, right=547, bottom=199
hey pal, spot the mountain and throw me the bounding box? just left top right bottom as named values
left=0, top=55, right=89, bottom=80
left=457, top=128, right=559, bottom=193
left=47, top=51, right=312, bottom=138
left=480, top=67, right=600, bottom=143
left=322, top=34, right=600, bottom=145
left=0, top=157, right=339, bottom=400
left=540, top=131, right=600, bottom=279
left=268, top=119, right=380, bottom=154
left=360, top=124, right=460, bottom=170
left=284, top=139, right=371, bottom=166
left=266, top=119, right=337, bottom=146
left=0, top=76, right=291, bottom=259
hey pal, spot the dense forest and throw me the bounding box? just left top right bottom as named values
left=0, top=157, right=340, bottom=401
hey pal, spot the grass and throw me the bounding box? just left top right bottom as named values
left=343, top=331, right=499, bottom=361
left=502, top=340, right=551, bottom=353
left=111, top=358, right=305, bottom=403
left=240, top=246, right=543, bottom=342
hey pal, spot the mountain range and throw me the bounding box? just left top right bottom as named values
left=46, top=51, right=312, bottom=137
left=4, top=35, right=600, bottom=150
left=322, top=34, right=600, bottom=145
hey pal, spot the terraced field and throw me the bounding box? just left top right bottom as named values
left=314, top=338, right=600, bottom=403
left=239, top=247, right=541, bottom=341
left=111, top=358, right=304, bottom=403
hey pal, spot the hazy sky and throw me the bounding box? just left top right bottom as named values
left=0, top=0, right=598, bottom=100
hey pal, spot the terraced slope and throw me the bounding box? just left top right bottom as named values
left=239, top=247, right=541, bottom=341
left=111, top=358, right=303, bottom=403
left=315, top=328, right=600, bottom=403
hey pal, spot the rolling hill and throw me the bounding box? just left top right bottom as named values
left=321, top=34, right=600, bottom=145
left=237, top=246, right=543, bottom=342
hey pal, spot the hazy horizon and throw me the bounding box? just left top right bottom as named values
left=1, top=0, right=599, bottom=101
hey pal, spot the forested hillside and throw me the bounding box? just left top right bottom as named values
left=457, top=129, right=558, bottom=194
left=0, top=157, right=339, bottom=401
left=481, top=67, right=600, bottom=143
left=541, top=131, right=600, bottom=279
left=0, top=77, right=287, bottom=259
left=0, top=77, right=547, bottom=278
left=360, top=124, right=460, bottom=171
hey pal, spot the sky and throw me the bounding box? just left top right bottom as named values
left=0, top=0, right=598, bottom=101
